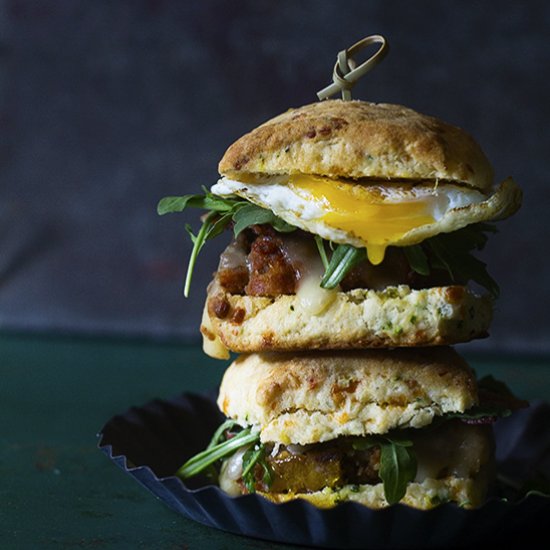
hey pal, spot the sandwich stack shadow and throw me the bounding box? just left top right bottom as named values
left=167, top=99, right=524, bottom=509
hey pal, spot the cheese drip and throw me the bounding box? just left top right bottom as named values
left=288, top=174, right=435, bottom=265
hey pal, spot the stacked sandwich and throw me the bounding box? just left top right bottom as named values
left=162, top=99, right=523, bottom=509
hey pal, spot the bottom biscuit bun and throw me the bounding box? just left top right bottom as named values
left=202, top=282, right=492, bottom=359
left=256, top=471, right=492, bottom=510
left=218, top=420, right=495, bottom=509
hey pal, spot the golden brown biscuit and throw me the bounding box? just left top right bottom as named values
left=217, top=348, right=478, bottom=445
left=219, top=99, right=494, bottom=192
left=202, top=281, right=492, bottom=359
left=258, top=470, right=492, bottom=510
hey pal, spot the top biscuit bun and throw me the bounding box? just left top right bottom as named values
left=218, top=99, right=494, bottom=193
left=217, top=348, right=478, bottom=445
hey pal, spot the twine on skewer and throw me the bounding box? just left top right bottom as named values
left=317, top=34, right=389, bottom=101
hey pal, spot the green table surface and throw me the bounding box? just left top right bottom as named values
left=2, top=332, right=549, bottom=549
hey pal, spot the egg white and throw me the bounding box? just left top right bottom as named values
left=211, top=175, right=520, bottom=249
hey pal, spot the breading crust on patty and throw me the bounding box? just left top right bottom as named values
left=217, top=348, right=478, bottom=445
left=202, top=280, right=492, bottom=358
left=218, top=99, right=494, bottom=192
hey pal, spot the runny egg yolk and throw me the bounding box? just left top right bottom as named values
left=288, top=174, right=435, bottom=265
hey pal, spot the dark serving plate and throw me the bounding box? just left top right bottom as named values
left=98, top=393, right=550, bottom=549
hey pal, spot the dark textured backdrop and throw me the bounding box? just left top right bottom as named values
left=1, top=0, right=549, bottom=353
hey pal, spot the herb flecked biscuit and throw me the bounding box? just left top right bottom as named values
left=215, top=100, right=522, bottom=250
left=258, top=471, right=493, bottom=510
left=216, top=347, right=478, bottom=445
left=219, top=99, right=494, bottom=192
left=201, top=281, right=492, bottom=358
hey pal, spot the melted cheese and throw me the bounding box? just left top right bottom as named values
left=219, top=448, right=247, bottom=496
left=288, top=174, right=435, bottom=264
left=201, top=303, right=230, bottom=359
left=296, top=271, right=337, bottom=315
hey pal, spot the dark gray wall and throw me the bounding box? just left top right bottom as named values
left=1, top=0, right=549, bottom=353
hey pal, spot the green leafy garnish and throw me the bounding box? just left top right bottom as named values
left=176, top=427, right=259, bottom=479
left=424, top=224, right=499, bottom=298
left=320, top=244, right=366, bottom=289
left=352, top=435, right=417, bottom=504
left=206, top=419, right=241, bottom=450
left=320, top=223, right=499, bottom=296
left=440, top=405, right=512, bottom=423
left=183, top=210, right=228, bottom=297
left=158, top=189, right=295, bottom=296
left=159, top=188, right=499, bottom=297
left=241, top=443, right=273, bottom=493
left=176, top=422, right=274, bottom=493
left=314, top=235, right=330, bottom=270
left=200, top=419, right=241, bottom=481
left=232, top=203, right=295, bottom=236
left=157, top=191, right=237, bottom=215
left=379, top=438, right=417, bottom=505
left=432, top=376, right=525, bottom=427
left=403, top=244, right=430, bottom=276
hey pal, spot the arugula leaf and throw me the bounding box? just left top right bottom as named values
left=182, top=211, right=232, bottom=297
left=206, top=419, right=241, bottom=450
left=441, top=405, right=511, bottom=422
left=403, top=244, right=430, bottom=276
left=454, top=222, right=497, bottom=250
left=314, top=235, right=330, bottom=270
left=157, top=188, right=238, bottom=215
left=432, top=379, right=521, bottom=426
left=241, top=443, right=273, bottom=493
left=320, top=244, right=366, bottom=289
left=176, top=428, right=259, bottom=479
left=157, top=194, right=205, bottom=215
left=157, top=191, right=296, bottom=296
left=406, top=223, right=499, bottom=297
left=424, top=225, right=499, bottom=298
left=378, top=438, right=417, bottom=505
left=233, top=203, right=296, bottom=237
left=351, top=435, right=417, bottom=504
left=175, top=421, right=273, bottom=493
left=201, top=419, right=241, bottom=482
left=258, top=453, right=273, bottom=488
left=316, top=223, right=498, bottom=294
left=159, top=187, right=500, bottom=299
left=447, top=375, right=527, bottom=423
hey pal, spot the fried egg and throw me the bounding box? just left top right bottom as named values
left=211, top=174, right=521, bottom=264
